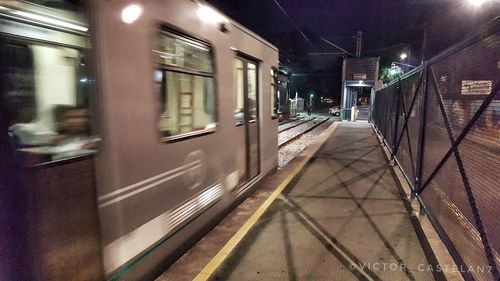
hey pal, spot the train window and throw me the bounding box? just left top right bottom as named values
left=270, top=67, right=278, bottom=118
left=234, top=59, right=245, bottom=124
left=24, top=0, right=83, bottom=12
left=234, top=58, right=258, bottom=124
left=247, top=63, right=257, bottom=121
left=155, top=31, right=216, bottom=139
left=1, top=41, right=96, bottom=165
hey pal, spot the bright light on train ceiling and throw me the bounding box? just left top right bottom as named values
left=0, top=5, right=88, bottom=32
left=196, top=4, right=228, bottom=24
left=121, top=4, right=143, bottom=24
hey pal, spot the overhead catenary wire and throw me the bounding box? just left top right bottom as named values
left=273, top=0, right=314, bottom=47
left=362, top=43, right=410, bottom=54
left=320, top=37, right=353, bottom=55
left=308, top=52, right=346, bottom=56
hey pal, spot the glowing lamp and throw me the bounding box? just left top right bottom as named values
left=121, top=4, right=143, bottom=24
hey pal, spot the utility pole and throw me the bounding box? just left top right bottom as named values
left=356, top=31, right=362, bottom=57
left=421, top=22, right=427, bottom=64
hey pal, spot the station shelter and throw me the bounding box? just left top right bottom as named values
left=340, top=57, right=381, bottom=121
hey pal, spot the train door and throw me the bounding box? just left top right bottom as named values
left=235, top=56, right=260, bottom=186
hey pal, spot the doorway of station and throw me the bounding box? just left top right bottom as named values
left=343, top=85, right=374, bottom=121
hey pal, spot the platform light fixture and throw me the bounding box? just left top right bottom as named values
left=121, top=4, right=143, bottom=24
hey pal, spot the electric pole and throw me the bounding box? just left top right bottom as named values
left=356, top=31, right=362, bottom=57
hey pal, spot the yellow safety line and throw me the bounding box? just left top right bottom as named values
left=193, top=122, right=340, bottom=281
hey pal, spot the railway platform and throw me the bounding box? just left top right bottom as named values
left=159, top=122, right=459, bottom=281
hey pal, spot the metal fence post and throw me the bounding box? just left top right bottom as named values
left=392, top=78, right=402, bottom=159
left=415, top=63, right=428, bottom=193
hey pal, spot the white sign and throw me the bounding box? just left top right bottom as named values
left=461, top=80, right=492, bottom=96
left=353, top=73, right=367, bottom=80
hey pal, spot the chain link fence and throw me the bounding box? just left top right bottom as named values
left=372, top=18, right=499, bottom=281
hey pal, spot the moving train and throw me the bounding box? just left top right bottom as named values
left=0, top=0, right=279, bottom=280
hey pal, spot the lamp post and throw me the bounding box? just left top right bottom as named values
left=421, top=22, right=427, bottom=64
left=308, top=93, right=314, bottom=116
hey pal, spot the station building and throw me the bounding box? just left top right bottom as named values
left=340, top=57, right=381, bottom=121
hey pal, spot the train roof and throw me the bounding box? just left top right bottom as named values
left=202, top=1, right=278, bottom=52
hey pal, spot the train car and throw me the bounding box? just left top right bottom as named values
left=0, top=1, right=279, bottom=280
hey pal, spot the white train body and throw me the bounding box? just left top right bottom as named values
left=0, top=0, right=278, bottom=280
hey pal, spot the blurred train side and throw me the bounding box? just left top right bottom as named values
left=94, top=0, right=278, bottom=279
left=0, top=0, right=279, bottom=280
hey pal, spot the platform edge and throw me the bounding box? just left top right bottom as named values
left=193, top=122, right=340, bottom=281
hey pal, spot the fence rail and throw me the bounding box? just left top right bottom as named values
left=372, top=17, right=499, bottom=281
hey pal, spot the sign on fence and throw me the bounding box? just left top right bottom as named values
left=461, top=80, right=492, bottom=96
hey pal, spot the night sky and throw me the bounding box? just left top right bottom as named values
left=207, top=0, right=498, bottom=99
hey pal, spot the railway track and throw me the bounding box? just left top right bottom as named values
left=278, top=117, right=330, bottom=148
left=278, top=116, right=303, bottom=126
left=278, top=117, right=317, bottom=133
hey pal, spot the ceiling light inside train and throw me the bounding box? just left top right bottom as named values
left=196, top=4, right=228, bottom=24
left=121, top=4, right=143, bottom=24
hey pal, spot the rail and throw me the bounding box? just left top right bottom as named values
left=278, top=116, right=304, bottom=126
left=278, top=117, right=317, bottom=133
left=279, top=117, right=330, bottom=147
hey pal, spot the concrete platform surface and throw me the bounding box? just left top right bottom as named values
left=209, top=122, right=446, bottom=281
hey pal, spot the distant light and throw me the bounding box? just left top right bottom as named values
left=359, top=80, right=364, bottom=84
left=310, top=94, right=314, bottom=98
left=400, top=53, right=408, bottom=60
left=467, top=0, right=488, bottom=6
left=121, top=4, right=143, bottom=24
left=196, top=4, right=228, bottom=24
left=80, top=78, right=88, bottom=83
